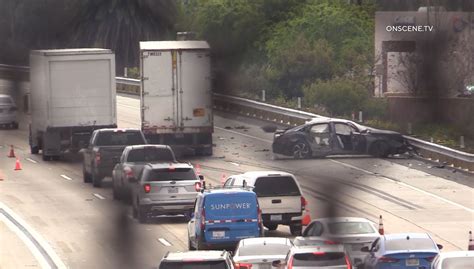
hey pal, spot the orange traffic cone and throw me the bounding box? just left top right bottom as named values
left=469, top=231, right=474, bottom=251
left=14, top=158, right=22, bottom=171
left=221, top=173, right=227, bottom=186
left=378, top=215, right=384, bottom=235
left=195, top=164, right=201, bottom=175
left=7, top=145, right=15, bottom=158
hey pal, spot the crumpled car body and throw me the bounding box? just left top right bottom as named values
left=272, top=118, right=412, bottom=159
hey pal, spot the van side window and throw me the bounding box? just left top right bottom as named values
left=305, top=221, right=323, bottom=236
left=233, top=177, right=244, bottom=186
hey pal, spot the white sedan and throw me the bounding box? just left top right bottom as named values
left=233, top=237, right=293, bottom=269
left=431, top=251, right=474, bottom=269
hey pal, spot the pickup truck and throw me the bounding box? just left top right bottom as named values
left=112, top=144, right=177, bottom=201
left=82, top=128, right=147, bottom=187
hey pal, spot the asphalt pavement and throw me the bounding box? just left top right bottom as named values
left=0, top=94, right=472, bottom=269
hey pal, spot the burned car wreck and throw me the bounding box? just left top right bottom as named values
left=272, top=118, right=413, bottom=159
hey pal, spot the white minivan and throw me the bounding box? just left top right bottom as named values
left=224, top=171, right=307, bottom=235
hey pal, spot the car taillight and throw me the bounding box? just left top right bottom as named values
left=124, top=167, right=133, bottom=178
left=143, top=184, right=151, bottom=193
left=200, top=208, right=206, bottom=230
left=379, top=256, right=399, bottom=263
left=235, top=263, right=252, bottom=269
left=345, top=255, right=352, bottom=269
left=425, top=256, right=436, bottom=262
left=95, top=152, right=101, bottom=164
left=194, top=182, right=202, bottom=192
left=301, top=196, right=307, bottom=210
left=313, top=252, right=326, bottom=255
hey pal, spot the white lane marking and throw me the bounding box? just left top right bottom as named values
left=158, top=238, right=172, bottom=247
left=330, top=159, right=474, bottom=213
left=215, top=126, right=272, bottom=143
left=60, top=174, right=72, bottom=181
left=26, top=158, right=38, bottom=164
left=0, top=202, right=68, bottom=269
left=230, top=162, right=240, bottom=166
left=93, top=193, right=106, bottom=200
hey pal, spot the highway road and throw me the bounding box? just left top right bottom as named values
left=0, top=94, right=473, bottom=269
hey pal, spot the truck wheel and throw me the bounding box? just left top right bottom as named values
left=30, top=146, right=39, bottom=155
left=137, top=205, right=147, bottom=224
left=290, top=224, right=302, bottom=236
left=188, top=238, right=196, bottom=250
left=83, top=163, right=92, bottom=183
left=92, top=172, right=102, bottom=188
left=265, top=224, right=278, bottom=231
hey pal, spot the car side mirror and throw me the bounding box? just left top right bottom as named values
left=360, top=246, right=370, bottom=252
left=199, top=175, right=204, bottom=180
left=437, top=244, right=443, bottom=250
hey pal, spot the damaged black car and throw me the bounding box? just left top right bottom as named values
left=272, top=118, right=413, bottom=159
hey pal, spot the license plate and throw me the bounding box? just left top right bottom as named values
left=351, top=244, right=364, bottom=251
left=406, top=258, right=419, bottom=266
left=168, top=188, right=178, bottom=193
left=212, top=231, right=225, bottom=239
left=270, top=214, right=282, bottom=221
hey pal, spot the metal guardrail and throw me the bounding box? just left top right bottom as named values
left=1, top=68, right=472, bottom=171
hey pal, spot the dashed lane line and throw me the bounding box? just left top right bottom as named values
left=157, top=238, right=172, bottom=247
left=26, top=158, right=38, bottom=164
left=93, top=193, right=106, bottom=200
left=60, top=175, right=72, bottom=181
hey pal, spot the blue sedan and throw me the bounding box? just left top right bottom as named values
left=360, top=233, right=443, bottom=269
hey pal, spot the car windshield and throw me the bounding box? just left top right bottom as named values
left=385, top=238, right=435, bottom=251
left=328, top=221, right=376, bottom=235
left=145, top=168, right=196, bottom=182
left=95, top=131, right=145, bottom=146
left=0, top=96, right=12, bottom=104
left=159, top=261, right=228, bottom=269
left=238, top=244, right=291, bottom=256
left=127, top=148, right=174, bottom=162
left=441, top=256, right=473, bottom=269
left=253, top=176, right=301, bottom=197
left=292, top=252, right=347, bottom=267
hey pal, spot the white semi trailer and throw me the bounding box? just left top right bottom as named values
left=29, top=48, right=117, bottom=160
left=139, top=41, right=213, bottom=155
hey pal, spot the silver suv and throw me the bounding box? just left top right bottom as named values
left=131, top=162, right=202, bottom=223
left=159, top=250, right=236, bottom=269
left=0, top=94, right=18, bottom=129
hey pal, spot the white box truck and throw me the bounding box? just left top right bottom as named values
left=29, top=48, right=117, bottom=160
left=139, top=41, right=213, bottom=155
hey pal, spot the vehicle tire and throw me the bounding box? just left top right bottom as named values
left=290, top=224, right=302, bottom=236
left=292, top=140, right=311, bottom=159
left=265, top=224, right=278, bottom=231
left=137, top=205, right=147, bottom=224
left=92, top=171, right=102, bottom=188
left=132, top=203, right=138, bottom=218
left=188, top=238, right=195, bottom=250
left=112, top=182, right=120, bottom=200
left=83, top=163, right=92, bottom=183
left=370, top=141, right=390, bottom=158
left=30, top=146, right=39, bottom=155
